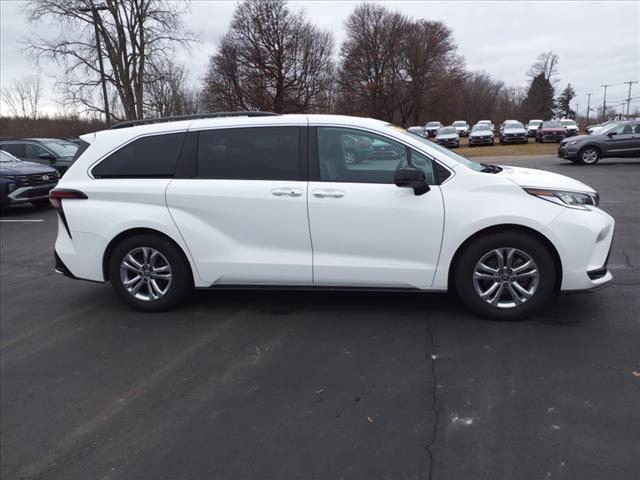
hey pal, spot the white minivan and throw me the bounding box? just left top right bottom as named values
left=51, top=113, right=614, bottom=320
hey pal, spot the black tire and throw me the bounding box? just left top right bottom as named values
left=453, top=231, right=556, bottom=320
left=108, top=233, right=192, bottom=312
left=31, top=199, right=50, bottom=207
left=576, top=146, right=601, bottom=165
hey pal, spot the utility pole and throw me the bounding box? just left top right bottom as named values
left=600, top=84, right=611, bottom=122
left=80, top=4, right=110, bottom=126
left=575, top=103, right=579, bottom=119
left=624, top=80, right=638, bottom=117
left=585, top=93, right=593, bottom=126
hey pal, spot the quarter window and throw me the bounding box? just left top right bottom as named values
left=92, top=133, right=185, bottom=178
left=197, top=127, right=300, bottom=180
left=317, top=127, right=408, bottom=184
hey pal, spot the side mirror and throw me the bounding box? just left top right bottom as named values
left=395, top=165, right=430, bottom=196
left=38, top=152, right=55, bottom=161
left=607, top=131, right=616, bottom=138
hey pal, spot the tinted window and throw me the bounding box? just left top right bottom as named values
left=317, top=127, right=407, bottom=184
left=92, top=132, right=184, bottom=178
left=197, top=127, right=299, bottom=180
left=25, top=143, right=51, bottom=158
left=1, top=143, right=26, bottom=158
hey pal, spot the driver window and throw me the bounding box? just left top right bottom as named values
left=317, top=127, right=407, bottom=183
left=25, top=144, right=50, bottom=158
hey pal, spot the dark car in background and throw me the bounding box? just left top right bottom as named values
left=468, top=124, right=495, bottom=147
left=423, top=121, right=443, bottom=137
left=341, top=134, right=372, bottom=164
left=536, top=121, right=566, bottom=143
left=558, top=120, right=640, bottom=165
left=0, top=150, right=59, bottom=207
left=499, top=121, right=528, bottom=144
left=434, top=126, right=460, bottom=148
left=0, top=138, right=78, bottom=175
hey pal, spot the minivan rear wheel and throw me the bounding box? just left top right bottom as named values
left=109, top=233, right=192, bottom=312
left=454, top=232, right=555, bottom=320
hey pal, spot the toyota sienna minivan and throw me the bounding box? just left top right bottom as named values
left=51, top=112, right=614, bottom=320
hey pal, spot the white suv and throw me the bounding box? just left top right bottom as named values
left=51, top=113, right=614, bottom=320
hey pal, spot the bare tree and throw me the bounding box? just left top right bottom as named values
left=338, top=4, right=463, bottom=125
left=527, top=51, right=560, bottom=84
left=24, top=0, right=196, bottom=121
left=463, top=71, right=504, bottom=124
left=145, top=58, right=199, bottom=117
left=1, top=74, right=42, bottom=119
left=203, top=0, right=334, bottom=114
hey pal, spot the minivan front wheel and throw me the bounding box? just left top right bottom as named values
left=109, top=233, right=192, bottom=312
left=454, top=232, right=555, bottom=320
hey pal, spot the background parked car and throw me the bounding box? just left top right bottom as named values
left=526, top=119, right=543, bottom=137
left=586, top=121, right=614, bottom=135
left=560, top=119, right=579, bottom=136
left=477, top=120, right=495, bottom=133
left=452, top=120, right=470, bottom=137
left=536, top=121, right=566, bottom=143
left=407, top=126, right=426, bottom=137
left=423, top=121, right=443, bottom=137
left=341, top=134, right=372, bottom=164
left=434, top=126, right=460, bottom=148
left=0, top=138, right=78, bottom=175
left=0, top=149, right=59, bottom=207
left=558, top=120, right=640, bottom=165
left=499, top=121, right=528, bottom=144
left=468, top=124, right=495, bottom=147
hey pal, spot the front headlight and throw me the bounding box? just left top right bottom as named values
left=568, top=140, right=578, bottom=145
left=524, top=188, right=599, bottom=210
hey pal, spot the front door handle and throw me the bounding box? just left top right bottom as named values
left=313, top=189, right=345, bottom=198
left=271, top=188, right=302, bottom=197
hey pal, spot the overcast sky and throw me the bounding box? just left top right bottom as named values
left=1, top=0, right=639, bottom=116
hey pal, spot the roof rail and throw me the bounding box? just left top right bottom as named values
left=110, top=111, right=280, bottom=130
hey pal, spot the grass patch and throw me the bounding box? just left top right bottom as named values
left=427, top=136, right=560, bottom=157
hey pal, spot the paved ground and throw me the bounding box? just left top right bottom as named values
left=1, top=155, right=639, bottom=480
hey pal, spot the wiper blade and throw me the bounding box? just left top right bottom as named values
left=480, top=163, right=503, bottom=173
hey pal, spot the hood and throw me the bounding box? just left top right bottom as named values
left=454, top=125, right=468, bottom=130
left=564, top=125, right=578, bottom=130
left=503, top=127, right=527, bottom=134
left=0, top=161, right=58, bottom=176
left=500, top=165, right=595, bottom=193
left=540, top=127, right=564, bottom=132
left=560, top=134, right=590, bottom=144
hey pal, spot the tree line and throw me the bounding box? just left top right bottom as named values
left=0, top=0, right=598, bottom=130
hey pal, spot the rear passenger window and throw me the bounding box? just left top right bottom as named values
left=92, top=133, right=185, bottom=178
left=197, top=127, right=299, bottom=180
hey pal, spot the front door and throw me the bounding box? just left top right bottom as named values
left=307, top=126, right=445, bottom=289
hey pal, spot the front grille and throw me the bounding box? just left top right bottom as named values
left=14, top=173, right=58, bottom=187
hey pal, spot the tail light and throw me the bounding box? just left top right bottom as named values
left=49, top=189, right=87, bottom=208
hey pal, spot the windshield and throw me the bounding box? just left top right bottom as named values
left=453, top=121, right=467, bottom=126
left=0, top=150, right=20, bottom=163
left=425, top=122, right=441, bottom=127
left=505, top=122, right=524, bottom=129
left=560, top=120, right=576, bottom=126
left=542, top=121, right=563, bottom=128
left=437, top=127, right=456, bottom=135
left=43, top=141, right=78, bottom=157
left=472, top=125, right=491, bottom=132
left=598, top=122, right=622, bottom=135
left=393, top=126, right=484, bottom=172
left=528, top=120, right=542, bottom=126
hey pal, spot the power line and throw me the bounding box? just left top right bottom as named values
left=624, top=80, right=638, bottom=116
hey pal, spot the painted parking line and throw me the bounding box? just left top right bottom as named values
left=0, top=219, right=45, bottom=223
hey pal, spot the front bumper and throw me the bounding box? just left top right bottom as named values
left=469, top=136, right=494, bottom=145
left=543, top=206, right=615, bottom=292
left=565, top=129, right=579, bottom=137
left=539, top=133, right=565, bottom=142
left=558, top=145, right=579, bottom=159
left=436, top=139, right=459, bottom=148
left=502, top=134, right=527, bottom=143
left=3, top=184, right=57, bottom=205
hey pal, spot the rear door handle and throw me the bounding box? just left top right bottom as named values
left=271, top=188, right=302, bottom=197
left=313, top=189, right=345, bottom=198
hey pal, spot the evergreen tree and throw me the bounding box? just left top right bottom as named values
left=523, top=73, right=555, bottom=119
left=557, top=83, right=576, bottom=118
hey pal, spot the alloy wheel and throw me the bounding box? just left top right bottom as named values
left=344, top=151, right=356, bottom=164
left=472, top=248, right=539, bottom=309
left=120, top=246, right=173, bottom=301
left=581, top=148, right=599, bottom=164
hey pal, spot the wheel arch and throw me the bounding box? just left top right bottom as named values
left=102, top=227, right=194, bottom=283
left=448, top=224, right=563, bottom=292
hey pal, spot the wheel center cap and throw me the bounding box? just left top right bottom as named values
left=502, top=274, right=509, bottom=281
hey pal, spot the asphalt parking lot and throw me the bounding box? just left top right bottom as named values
left=1, top=155, right=639, bottom=480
